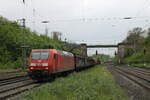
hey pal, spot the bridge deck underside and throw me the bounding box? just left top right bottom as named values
left=87, top=45, right=118, bottom=48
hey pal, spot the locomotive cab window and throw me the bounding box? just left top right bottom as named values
left=41, top=52, right=49, bottom=60
left=31, top=52, right=40, bottom=60
left=31, top=52, right=50, bottom=60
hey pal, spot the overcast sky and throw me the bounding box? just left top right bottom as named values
left=0, top=0, right=150, bottom=56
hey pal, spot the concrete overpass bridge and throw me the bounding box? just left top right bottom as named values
left=87, top=45, right=118, bottom=48
left=64, top=43, right=134, bottom=63
left=80, top=43, right=134, bottom=63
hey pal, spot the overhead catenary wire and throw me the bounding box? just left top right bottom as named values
left=21, top=0, right=150, bottom=23
left=22, top=16, right=150, bottom=24
left=18, top=0, right=150, bottom=34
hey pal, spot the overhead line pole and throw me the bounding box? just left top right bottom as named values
left=21, top=18, right=27, bottom=69
left=21, top=0, right=28, bottom=69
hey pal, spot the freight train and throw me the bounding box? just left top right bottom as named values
left=28, top=49, right=99, bottom=79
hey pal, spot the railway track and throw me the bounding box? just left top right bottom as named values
left=0, top=71, right=28, bottom=81
left=107, top=64, right=150, bottom=100
left=131, top=67, right=150, bottom=74
left=113, top=66, right=150, bottom=90
left=0, top=74, right=40, bottom=100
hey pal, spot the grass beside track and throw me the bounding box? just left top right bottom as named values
left=20, top=65, right=128, bottom=100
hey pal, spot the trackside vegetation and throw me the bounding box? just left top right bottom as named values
left=0, top=17, right=63, bottom=69
left=0, top=16, right=81, bottom=69
left=20, top=65, right=128, bottom=100
left=115, top=27, right=150, bottom=68
left=92, top=54, right=113, bottom=62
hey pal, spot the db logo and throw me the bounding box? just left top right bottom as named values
left=37, top=60, right=42, bottom=63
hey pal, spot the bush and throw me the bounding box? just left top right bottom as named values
left=124, top=51, right=145, bottom=64
left=0, top=57, right=23, bottom=69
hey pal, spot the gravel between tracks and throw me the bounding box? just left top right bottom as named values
left=107, top=64, right=150, bottom=100
left=0, top=73, right=40, bottom=100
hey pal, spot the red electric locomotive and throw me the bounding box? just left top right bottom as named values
left=29, top=49, right=99, bottom=79
left=29, top=49, right=75, bottom=78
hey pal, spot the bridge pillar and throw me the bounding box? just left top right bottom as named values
left=118, top=43, right=125, bottom=63
left=80, top=43, right=87, bottom=57
left=117, top=43, right=134, bottom=63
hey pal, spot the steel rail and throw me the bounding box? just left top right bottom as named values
left=114, top=67, right=150, bottom=90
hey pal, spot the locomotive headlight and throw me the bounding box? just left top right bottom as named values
left=42, top=63, right=48, bottom=66
left=44, top=67, right=49, bottom=69
left=30, top=63, right=36, bottom=66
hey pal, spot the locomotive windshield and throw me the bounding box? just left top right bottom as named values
left=31, top=52, right=50, bottom=60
